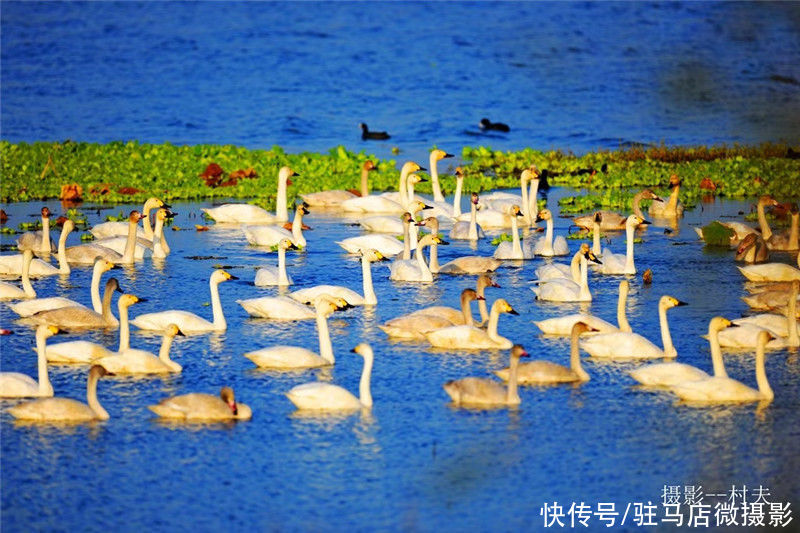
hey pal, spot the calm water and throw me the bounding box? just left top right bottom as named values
left=2, top=1, right=800, bottom=163
left=1, top=191, right=799, bottom=531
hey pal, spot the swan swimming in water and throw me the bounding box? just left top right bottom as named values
left=243, top=203, right=309, bottom=248
left=599, top=214, right=650, bottom=275
left=532, top=209, right=569, bottom=257
left=300, top=160, right=377, bottom=207
left=444, top=345, right=529, bottom=408
left=254, top=238, right=299, bottom=287
left=96, top=323, right=184, bottom=374
left=0, top=325, right=59, bottom=398
left=532, top=248, right=601, bottom=302
left=534, top=279, right=633, bottom=336
left=0, top=249, right=37, bottom=301
left=290, top=249, right=385, bottom=306
left=25, top=278, right=122, bottom=329
left=379, top=288, right=482, bottom=339
left=149, top=386, right=252, bottom=421
left=90, top=197, right=168, bottom=239
left=16, top=207, right=54, bottom=255
left=425, top=298, right=518, bottom=350
left=202, top=166, right=298, bottom=224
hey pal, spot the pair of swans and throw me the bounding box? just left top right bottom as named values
left=202, top=166, right=298, bottom=224
left=25, top=277, right=122, bottom=329
left=8, top=365, right=112, bottom=422
left=720, top=280, right=799, bottom=349
left=444, top=345, right=528, bottom=407
left=91, top=197, right=169, bottom=239
left=573, top=189, right=662, bottom=231
left=532, top=209, right=569, bottom=257
left=379, top=288, right=482, bottom=339
left=243, top=202, right=309, bottom=248
left=131, top=269, right=237, bottom=332
left=359, top=201, right=429, bottom=244
left=532, top=248, right=601, bottom=302
left=535, top=279, right=633, bottom=335
left=580, top=295, right=687, bottom=359
left=0, top=249, right=37, bottom=300
left=341, top=161, right=425, bottom=214
left=496, top=322, right=598, bottom=385
left=423, top=153, right=471, bottom=220
left=97, top=322, right=184, bottom=375
left=149, top=386, right=252, bottom=421
left=92, top=208, right=174, bottom=259
left=289, top=249, right=384, bottom=306
left=449, top=192, right=485, bottom=240
left=649, top=174, right=684, bottom=218
left=493, top=205, right=535, bottom=260
left=481, top=168, right=540, bottom=227
left=425, top=298, right=518, bottom=350
left=245, top=296, right=350, bottom=369
left=300, top=160, right=377, bottom=207
left=254, top=238, right=299, bottom=286
left=0, top=325, right=58, bottom=397
left=389, top=233, right=448, bottom=282
left=286, top=343, right=374, bottom=411
left=598, top=214, right=650, bottom=275
left=534, top=243, right=592, bottom=283
left=16, top=207, right=55, bottom=254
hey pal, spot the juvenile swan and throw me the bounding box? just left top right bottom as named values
left=26, top=278, right=122, bottom=329
left=0, top=325, right=59, bottom=397
left=149, top=387, right=252, bottom=421
left=444, top=345, right=529, bottom=407
left=286, top=343, right=375, bottom=411
left=8, top=365, right=112, bottom=422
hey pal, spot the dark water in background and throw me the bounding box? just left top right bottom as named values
left=2, top=1, right=800, bottom=164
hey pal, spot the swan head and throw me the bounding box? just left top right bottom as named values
left=418, top=234, right=448, bottom=247
left=351, top=343, right=374, bottom=360
left=510, top=344, right=530, bottom=360
left=164, top=324, right=185, bottom=338
left=431, top=149, right=453, bottom=162
left=470, top=192, right=479, bottom=205
left=667, top=174, right=682, bottom=187
left=756, top=329, right=775, bottom=347
left=361, top=249, right=386, bottom=263
left=409, top=200, right=430, bottom=214
left=509, top=205, right=523, bottom=217
left=155, top=208, right=175, bottom=222
left=583, top=248, right=602, bottom=265
left=407, top=174, right=427, bottom=186
left=571, top=321, right=599, bottom=336
left=212, top=269, right=239, bottom=284
left=629, top=214, right=651, bottom=227
left=311, top=296, right=351, bottom=314
left=37, top=324, right=61, bottom=340
left=415, top=216, right=439, bottom=233
left=528, top=164, right=541, bottom=178
left=493, top=298, right=518, bottom=316
left=89, top=364, right=113, bottom=380
left=279, top=166, right=299, bottom=185
left=593, top=212, right=603, bottom=224
left=536, top=209, right=552, bottom=222
left=642, top=189, right=664, bottom=202
left=129, top=210, right=144, bottom=224
left=758, top=194, right=779, bottom=207
left=461, top=288, right=482, bottom=304
left=93, top=257, right=116, bottom=273
left=660, top=295, right=688, bottom=311
left=219, top=387, right=251, bottom=419
left=477, top=274, right=500, bottom=290
left=401, top=212, right=414, bottom=225
left=118, top=293, right=143, bottom=309
left=144, top=197, right=167, bottom=210
left=401, top=161, right=426, bottom=176
left=296, top=202, right=310, bottom=215
left=709, top=316, right=736, bottom=334
left=106, top=277, right=123, bottom=294
left=362, top=160, right=377, bottom=172
left=41, top=206, right=51, bottom=219
left=61, top=218, right=76, bottom=233
left=455, top=167, right=464, bottom=180
left=276, top=238, right=299, bottom=252
left=736, top=233, right=759, bottom=255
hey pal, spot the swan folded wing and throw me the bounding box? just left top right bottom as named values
left=341, top=196, right=404, bottom=214
left=444, top=377, right=506, bottom=405
left=337, top=236, right=404, bottom=257
left=286, top=382, right=361, bottom=410
left=149, top=394, right=234, bottom=420
left=534, top=314, right=617, bottom=336
left=581, top=332, right=664, bottom=359
left=0, top=255, right=59, bottom=277
left=600, top=253, right=628, bottom=274
left=202, top=204, right=274, bottom=224
left=737, top=264, right=800, bottom=282
left=379, top=315, right=455, bottom=338
left=426, top=325, right=509, bottom=349
left=245, top=346, right=328, bottom=369
left=438, top=257, right=501, bottom=275
left=532, top=279, right=581, bottom=302
left=8, top=297, right=87, bottom=317
left=237, top=297, right=315, bottom=320
left=629, top=363, right=710, bottom=387
left=25, top=307, right=108, bottom=329
left=389, top=259, right=425, bottom=281
left=254, top=267, right=288, bottom=286
left=97, top=349, right=172, bottom=374
left=242, top=225, right=290, bottom=247
left=495, top=361, right=575, bottom=384
left=46, top=341, right=114, bottom=364
left=90, top=221, right=147, bottom=239
left=534, top=263, right=571, bottom=282
left=8, top=398, right=96, bottom=421
left=290, top=286, right=363, bottom=306
left=670, top=377, right=761, bottom=403
left=0, top=373, right=40, bottom=397
left=300, top=190, right=356, bottom=207
left=131, top=310, right=211, bottom=332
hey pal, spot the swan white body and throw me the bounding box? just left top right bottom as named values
left=389, top=234, right=445, bottom=282
left=493, top=206, right=534, bottom=260
left=290, top=249, right=382, bottom=306
left=425, top=299, right=517, bottom=350
left=600, top=215, right=647, bottom=275
left=202, top=167, right=296, bottom=223
left=90, top=198, right=165, bottom=238
left=65, top=212, right=142, bottom=265
left=532, top=209, right=569, bottom=256
left=737, top=252, right=800, bottom=282
left=0, top=249, right=36, bottom=300
left=720, top=284, right=798, bottom=348
left=300, top=160, right=376, bottom=207
left=242, top=203, right=308, bottom=247
left=254, top=238, right=297, bottom=286
left=532, top=250, right=599, bottom=302
left=449, top=191, right=485, bottom=240
left=131, top=270, right=236, bottom=332
left=535, top=279, right=632, bottom=335
left=25, top=278, right=121, bottom=329
left=286, top=343, right=374, bottom=410
left=237, top=296, right=315, bottom=320
left=534, top=244, right=588, bottom=283
left=97, top=324, right=183, bottom=374
left=341, top=161, right=423, bottom=214
left=0, top=325, right=58, bottom=397
left=336, top=234, right=405, bottom=257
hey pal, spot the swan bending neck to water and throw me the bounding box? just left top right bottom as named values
left=444, top=345, right=529, bottom=407
left=149, top=386, right=252, bottom=421
left=8, top=365, right=112, bottom=421
left=429, top=149, right=454, bottom=203
left=286, top=343, right=375, bottom=410
left=630, top=317, right=734, bottom=387
left=670, top=329, right=774, bottom=403
left=0, top=325, right=59, bottom=397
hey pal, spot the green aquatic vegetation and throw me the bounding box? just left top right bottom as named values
left=0, top=227, right=17, bottom=235
left=80, top=233, right=94, bottom=241
left=701, top=221, right=736, bottom=246
left=491, top=233, right=513, bottom=246
left=566, top=230, right=607, bottom=241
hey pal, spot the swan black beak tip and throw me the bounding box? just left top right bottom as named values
left=350, top=347, right=358, bottom=353
left=228, top=274, right=240, bottom=281
left=136, top=297, right=148, bottom=303
left=641, top=219, right=652, bottom=225
left=509, top=309, right=520, bottom=316
left=676, top=300, right=689, bottom=307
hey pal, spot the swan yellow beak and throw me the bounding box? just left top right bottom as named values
left=223, top=271, right=239, bottom=281
left=47, top=325, right=60, bottom=335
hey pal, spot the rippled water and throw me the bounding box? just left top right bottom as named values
left=2, top=1, right=800, bottom=163
left=1, top=191, right=799, bottom=531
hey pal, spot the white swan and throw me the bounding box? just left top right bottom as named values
left=649, top=174, right=684, bottom=218
left=379, top=288, right=481, bottom=339
left=737, top=250, right=800, bottom=282
left=580, top=295, right=687, bottom=359
left=25, top=278, right=122, bottom=329
left=300, top=160, right=376, bottom=207
left=0, top=218, right=71, bottom=277
left=534, top=243, right=590, bottom=283
left=286, top=343, right=375, bottom=411
left=425, top=298, right=518, bottom=350
left=341, top=161, right=423, bottom=213
left=444, top=344, right=529, bottom=407
left=0, top=325, right=58, bottom=397
left=496, top=322, right=596, bottom=384
left=97, top=324, right=184, bottom=374
left=336, top=233, right=406, bottom=258
left=8, top=365, right=112, bottom=421
left=65, top=212, right=143, bottom=264
left=243, top=203, right=309, bottom=248
left=493, top=205, right=535, bottom=259
left=0, top=249, right=36, bottom=300
left=482, top=169, right=538, bottom=226
left=16, top=206, right=54, bottom=254
left=669, top=329, right=774, bottom=403
left=389, top=234, right=447, bottom=282
left=90, top=197, right=167, bottom=238
left=533, top=209, right=569, bottom=256
left=149, top=386, right=252, bottom=421
left=202, top=166, right=297, bottom=224
left=92, top=208, right=173, bottom=258
left=426, top=149, right=454, bottom=203
left=290, top=249, right=384, bottom=306
left=599, top=214, right=649, bottom=275
left=244, top=297, right=349, bottom=369
left=630, top=317, right=733, bottom=387
left=254, top=238, right=298, bottom=286
left=532, top=248, right=601, bottom=302
left=449, top=192, right=486, bottom=240
left=9, top=257, right=113, bottom=317
left=719, top=281, right=799, bottom=349
left=131, top=269, right=237, bottom=332
left=400, top=275, right=498, bottom=327
left=573, top=189, right=662, bottom=231
left=359, top=200, right=428, bottom=236
left=455, top=195, right=513, bottom=229
left=421, top=150, right=460, bottom=219
left=534, top=279, right=633, bottom=335
left=237, top=295, right=316, bottom=320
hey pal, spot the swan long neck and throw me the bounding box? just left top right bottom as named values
left=757, top=200, right=773, bottom=241
left=787, top=285, right=799, bottom=346
left=428, top=238, right=440, bottom=273
left=506, top=354, right=521, bottom=405
left=209, top=278, right=226, bottom=330
left=406, top=180, right=417, bottom=210
left=755, top=335, right=774, bottom=400
left=477, top=284, right=489, bottom=323
left=453, top=178, right=463, bottom=218
left=409, top=222, right=419, bottom=251
left=361, top=255, right=377, bottom=305
left=487, top=304, right=502, bottom=341
left=87, top=371, right=110, bottom=420
left=276, top=175, right=289, bottom=222
left=520, top=179, right=531, bottom=226
left=625, top=222, right=636, bottom=273
left=570, top=327, right=590, bottom=381
left=152, top=216, right=167, bottom=258
left=617, top=285, right=632, bottom=332
left=158, top=334, right=177, bottom=368
left=102, top=284, right=116, bottom=325
left=398, top=168, right=410, bottom=207
left=118, top=303, right=130, bottom=352
left=658, top=304, right=676, bottom=358
left=291, top=210, right=304, bottom=244
left=430, top=153, right=444, bottom=202
left=592, top=220, right=602, bottom=255
left=41, top=216, right=51, bottom=253
left=402, top=221, right=411, bottom=260
left=316, top=309, right=335, bottom=364
left=468, top=201, right=478, bottom=240
left=528, top=179, right=539, bottom=223
left=90, top=264, right=104, bottom=313
left=35, top=329, right=53, bottom=396
left=789, top=212, right=799, bottom=250
left=632, top=192, right=646, bottom=219
left=544, top=217, right=554, bottom=254
left=359, top=350, right=374, bottom=408
left=360, top=166, right=370, bottom=197
left=666, top=184, right=681, bottom=212
left=709, top=324, right=728, bottom=378
left=570, top=250, right=582, bottom=283
left=415, top=241, right=432, bottom=282
left=460, top=296, right=475, bottom=328
left=579, top=256, right=591, bottom=301
left=142, top=203, right=155, bottom=237
left=57, top=223, right=71, bottom=274
left=511, top=216, right=522, bottom=257
left=121, top=218, right=137, bottom=264
left=21, top=251, right=36, bottom=297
